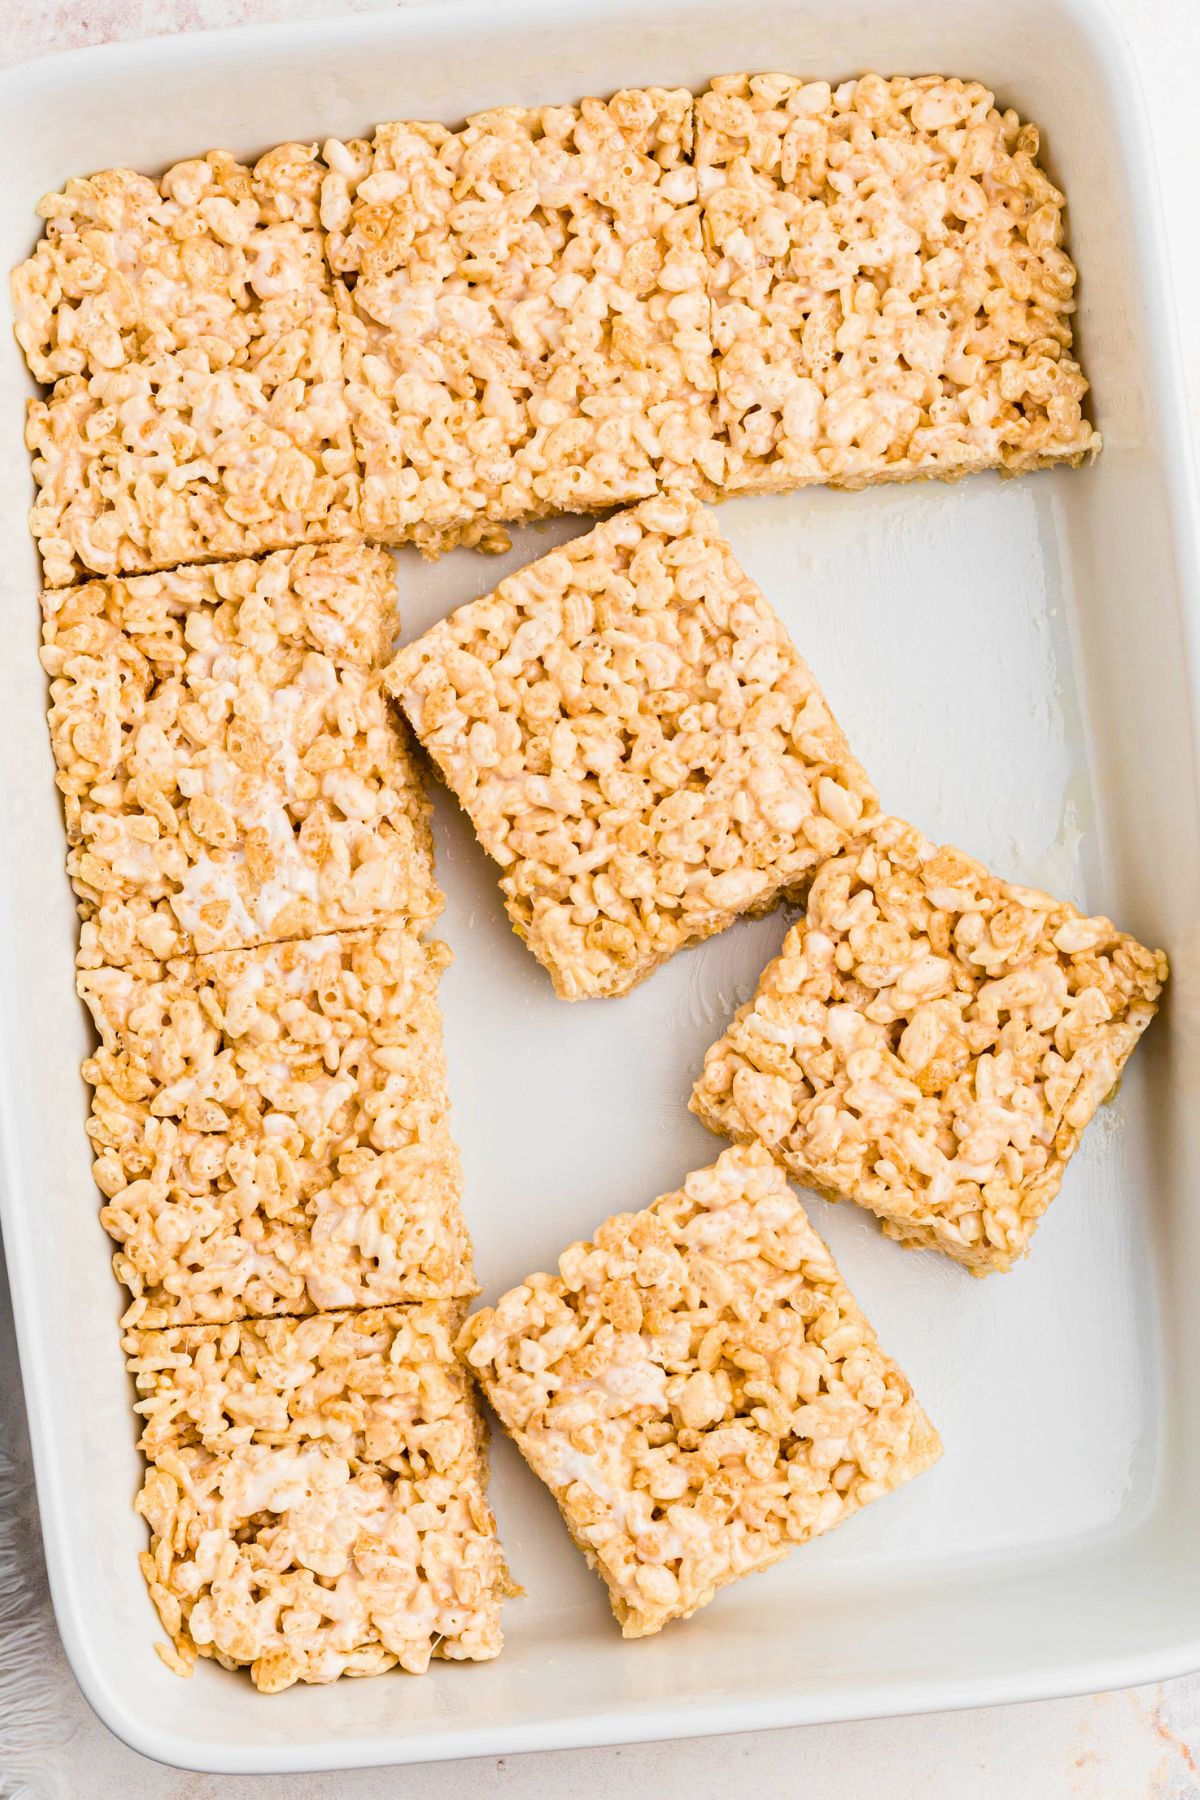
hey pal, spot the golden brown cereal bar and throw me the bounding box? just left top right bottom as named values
left=127, top=1304, right=510, bottom=1688
left=13, top=148, right=361, bottom=586
left=322, top=90, right=720, bottom=552
left=123, top=1302, right=479, bottom=1468
left=695, top=74, right=1099, bottom=495
left=80, top=926, right=474, bottom=1325
left=385, top=494, right=875, bottom=998
left=691, top=816, right=1167, bottom=1272
left=461, top=1143, right=938, bottom=1637
left=40, top=545, right=438, bottom=965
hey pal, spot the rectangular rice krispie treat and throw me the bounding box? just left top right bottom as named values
left=125, top=1303, right=511, bottom=1688
left=13, top=147, right=361, bottom=587
left=40, top=544, right=439, bottom=968
left=385, top=494, right=875, bottom=999
left=691, top=816, right=1168, bottom=1273
left=322, top=89, right=720, bottom=551
left=695, top=74, right=1100, bottom=495
left=79, top=925, right=474, bottom=1325
left=460, top=1143, right=939, bottom=1637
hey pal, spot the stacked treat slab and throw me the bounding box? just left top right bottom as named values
left=13, top=74, right=1099, bottom=588
left=384, top=493, right=875, bottom=998
left=38, top=544, right=510, bottom=1688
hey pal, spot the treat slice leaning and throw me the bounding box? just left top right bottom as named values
left=691, top=815, right=1167, bottom=1272
left=385, top=493, right=875, bottom=998
left=461, top=1142, right=939, bottom=1637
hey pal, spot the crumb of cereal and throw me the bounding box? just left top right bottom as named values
left=460, top=1142, right=939, bottom=1637
left=80, top=925, right=473, bottom=1325
left=127, top=1303, right=511, bottom=1686
left=322, top=91, right=720, bottom=550
left=384, top=493, right=875, bottom=999
left=695, top=74, right=1100, bottom=494
left=13, top=149, right=361, bottom=586
left=691, top=816, right=1167, bottom=1272
left=41, top=545, right=438, bottom=964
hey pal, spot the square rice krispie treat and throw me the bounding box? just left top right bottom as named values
left=322, top=89, right=719, bottom=551
left=13, top=147, right=361, bottom=587
left=79, top=925, right=473, bottom=1325
left=461, top=1143, right=939, bottom=1637
left=126, top=1304, right=511, bottom=1688
left=695, top=73, right=1100, bottom=495
left=385, top=494, right=875, bottom=999
left=691, top=816, right=1168, bottom=1273
left=41, top=544, right=439, bottom=967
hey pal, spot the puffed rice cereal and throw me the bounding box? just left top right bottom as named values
left=13, top=146, right=362, bottom=587
left=691, top=816, right=1167, bottom=1273
left=123, top=1301, right=479, bottom=1467
left=79, top=924, right=473, bottom=1326
left=127, top=1303, right=511, bottom=1687
left=384, top=493, right=875, bottom=999
left=40, top=544, right=439, bottom=967
left=696, top=74, right=1100, bottom=494
left=322, top=89, right=720, bottom=553
left=461, top=1142, right=939, bottom=1637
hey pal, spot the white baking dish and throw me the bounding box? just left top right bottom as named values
left=1, top=0, right=1198, bottom=1774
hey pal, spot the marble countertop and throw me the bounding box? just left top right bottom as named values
left=2, top=3, right=1199, bottom=1795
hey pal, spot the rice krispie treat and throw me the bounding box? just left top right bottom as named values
left=80, top=926, right=473, bottom=1326
left=126, top=1304, right=511, bottom=1687
left=103, top=1130, right=469, bottom=1329
left=13, top=147, right=361, bottom=587
left=691, top=816, right=1168, bottom=1273
left=79, top=924, right=451, bottom=1201
left=41, top=545, right=438, bottom=967
left=323, top=89, right=719, bottom=551
left=123, top=1302, right=479, bottom=1468
left=385, top=494, right=874, bottom=998
left=461, top=1143, right=939, bottom=1637
left=695, top=74, right=1100, bottom=495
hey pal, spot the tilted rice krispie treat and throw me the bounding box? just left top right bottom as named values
left=40, top=545, right=438, bottom=967
left=126, top=1305, right=511, bottom=1687
left=79, top=926, right=474, bottom=1326
left=461, top=1143, right=939, bottom=1637
left=322, top=89, right=719, bottom=552
left=691, top=817, right=1168, bottom=1273
left=385, top=494, right=875, bottom=998
left=13, top=146, right=360, bottom=586
left=695, top=74, right=1100, bottom=495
